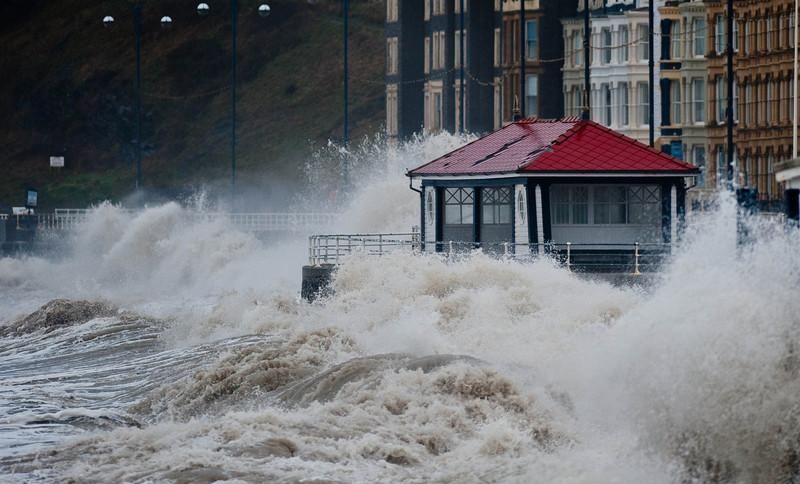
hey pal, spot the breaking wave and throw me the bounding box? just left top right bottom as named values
left=1, top=133, right=799, bottom=482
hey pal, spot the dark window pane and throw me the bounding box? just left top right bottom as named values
left=499, top=205, right=512, bottom=224
left=574, top=203, right=588, bottom=224
left=594, top=204, right=609, bottom=224
left=610, top=203, right=627, bottom=224
left=445, top=204, right=461, bottom=224
left=462, top=204, right=474, bottom=224
left=482, top=205, right=494, bottom=224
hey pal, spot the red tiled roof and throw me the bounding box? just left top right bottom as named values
left=408, top=118, right=699, bottom=176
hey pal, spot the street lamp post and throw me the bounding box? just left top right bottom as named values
left=103, top=6, right=145, bottom=192
left=103, top=5, right=173, bottom=193
left=342, top=0, right=350, bottom=190
left=104, top=2, right=270, bottom=202
left=197, top=2, right=270, bottom=207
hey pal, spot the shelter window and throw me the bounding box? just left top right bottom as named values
left=444, top=188, right=474, bottom=225
left=481, top=187, right=513, bottom=225
left=552, top=186, right=588, bottom=225
left=628, top=186, right=661, bottom=224
left=552, top=185, right=660, bottom=226
left=593, top=186, right=627, bottom=224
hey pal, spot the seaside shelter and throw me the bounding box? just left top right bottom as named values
left=407, top=118, right=699, bottom=265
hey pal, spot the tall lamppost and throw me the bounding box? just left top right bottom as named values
left=197, top=1, right=271, bottom=206
left=342, top=0, right=350, bottom=190
left=103, top=6, right=173, bottom=192
left=103, top=2, right=270, bottom=201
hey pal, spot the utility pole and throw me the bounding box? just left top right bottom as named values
left=133, top=3, right=143, bottom=191
left=343, top=0, right=350, bottom=187
left=648, top=0, right=654, bottom=147
left=460, top=0, right=465, bottom=132
left=726, top=0, right=735, bottom=186
left=230, top=0, right=238, bottom=202
left=520, top=0, right=526, bottom=117
left=794, top=0, right=798, bottom=160
left=583, top=0, right=590, bottom=121
left=343, top=0, right=349, bottom=147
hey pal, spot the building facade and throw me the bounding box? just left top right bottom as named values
left=385, top=0, right=425, bottom=140
left=385, top=0, right=574, bottom=140
left=563, top=0, right=664, bottom=145
left=658, top=0, right=710, bottom=188
left=665, top=0, right=791, bottom=203
left=499, top=1, right=577, bottom=127
left=704, top=0, right=793, bottom=206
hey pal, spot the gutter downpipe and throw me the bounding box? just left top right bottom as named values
left=583, top=0, right=590, bottom=121
left=520, top=0, right=526, bottom=117
left=726, top=0, right=735, bottom=188
left=794, top=0, right=798, bottom=160
left=648, top=0, right=655, bottom=147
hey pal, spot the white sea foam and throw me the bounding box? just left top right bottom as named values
left=1, top=133, right=798, bottom=482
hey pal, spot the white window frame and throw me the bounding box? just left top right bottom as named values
left=637, top=24, right=649, bottom=62
left=386, top=0, right=398, bottom=23
left=424, top=36, right=430, bottom=73
left=619, top=83, right=629, bottom=127
left=526, top=19, right=539, bottom=60
left=619, top=25, right=629, bottom=63
left=386, top=37, right=398, bottom=75
left=601, top=27, right=612, bottom=64
left=671, top=80, right=682, bottom=125
left=638, top=82, right=650, bottom=126
left=715, top=15, right=725, bottom=54
left=526, top=75, right=539, bottom=118
left=693, top=17, right=706, bottom=57
left=671, top=21, right=681, bottom=60
left=692, top=78, right=706, bottom=124
left=601, top=83, right=611, bottom=126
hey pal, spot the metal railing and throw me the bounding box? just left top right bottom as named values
left=224, top=213, right=337, bottom=232
left=34, top=209, right=339, bottom=234
left=36, top=214, right=76, bottom=231
left=308, top=232, right=422, bottom=265
left=308, top=232, right=671, bottom=274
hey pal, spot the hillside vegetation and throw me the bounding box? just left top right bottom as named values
left=0, top=0, right=384, bottom=210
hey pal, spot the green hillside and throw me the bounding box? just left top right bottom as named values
left=0, top=0, right=384, bottom=210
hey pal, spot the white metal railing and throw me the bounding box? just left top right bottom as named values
left=34, top=210, right=338, bottom=233
left=225, top=213, right=338, bottom=232
left=36, top=214, right=73, bottom=231
left=308, top=233, right=671, bottom=274
left=54, top=208, right=93, bottom=218
left=308, top=231, right=422, bottom=265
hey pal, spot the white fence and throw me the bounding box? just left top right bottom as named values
left=308, top=232, right=671, bottom=274
left=35, top=209, right=338, bottom=233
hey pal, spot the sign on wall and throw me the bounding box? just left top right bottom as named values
left=26, top=189, right=38, bottom=208
left=50, top=156, right=65, bottom=168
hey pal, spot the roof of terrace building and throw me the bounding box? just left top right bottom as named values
left=408, top=118, right=700, bottom=177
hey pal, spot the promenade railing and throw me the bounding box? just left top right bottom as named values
left=308, top=232, right=670, bottom=274
left=35, top=210, right=338, bottom=233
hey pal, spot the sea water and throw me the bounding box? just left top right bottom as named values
left=1, top=134, right=799, bottom=483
